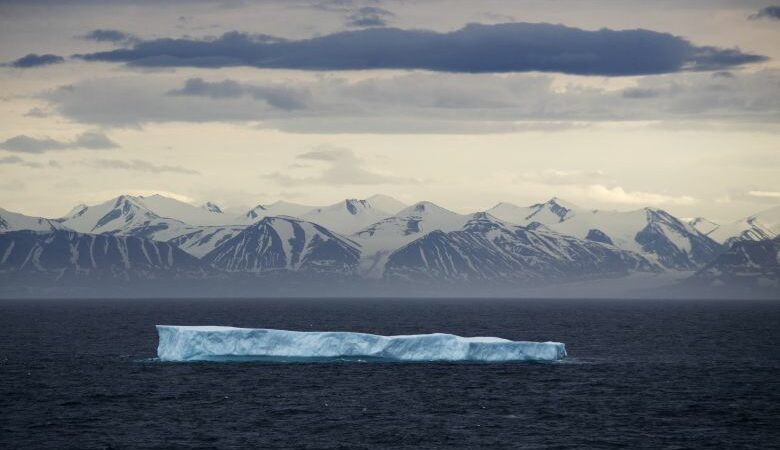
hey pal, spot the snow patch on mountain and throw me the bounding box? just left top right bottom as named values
left=302, top=198, right=397, bottom=234
left=353, top=201, right=470, bottom=277
left=488, top=198, right=581, bottom=226
left=708, top=205, right=780, bottom=246
left=498, top=201, right=722, bottom=270
left=204, top=216, right=361, bottom=274
left=383, top=212, right=659, bottom=283
left=0, top=229, right=203, bottom=278
left=690, top=237, right=780, bottom=293
left=687, top=217, right=720, bottom=237
left=0, top=207, right=65, bottom=233
left=240, top=201, right=316, bottom=223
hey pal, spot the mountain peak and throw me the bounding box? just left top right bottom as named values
left=344, top=199, right=370, bottom=215
left=62, top=203, right=89, bottom=219
left=402, top=201, right=449, bottom=215
left=542, top=197, right=579, bottom=210
left=201, top=202, right=223, bottom=214
left=365, top=194, right=406, bottom=214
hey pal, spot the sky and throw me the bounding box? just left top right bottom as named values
left=0, top=0, right=778, bottom=222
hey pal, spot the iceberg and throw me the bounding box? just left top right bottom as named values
left=156, top=325, right=567, bottom=362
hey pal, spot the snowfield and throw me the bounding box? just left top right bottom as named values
left=156, top=326, right=567, bottom=362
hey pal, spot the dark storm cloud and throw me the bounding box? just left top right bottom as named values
left=167, top=77, right=309, bottom=110
left=345, top=6, right=394, bottom=27
left=750, top=6, right=780, bottom=20
left=73, top=23, right=767, bottom=76
left=81, top=29, right=139, bottom=44
left=7, top=53, right=64, bottom=68
left=0, top=132, right=118, bottom=153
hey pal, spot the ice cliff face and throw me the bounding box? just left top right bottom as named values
left=383, top=213, right=659, bottom=283
left=156, top=325, right=567, bottom=362
left=203, top=216, right=361, bottom=274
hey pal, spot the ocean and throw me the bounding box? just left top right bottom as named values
left=1, top=298, right=778, bottom=449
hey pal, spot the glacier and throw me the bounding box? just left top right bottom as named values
left=156, top=326, right=567, bottom=362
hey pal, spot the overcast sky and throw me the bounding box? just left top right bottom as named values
left=0, top=0, right=778, bottom=222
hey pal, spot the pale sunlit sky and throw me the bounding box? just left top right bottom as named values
left=1, top=0, right=779, bottom=222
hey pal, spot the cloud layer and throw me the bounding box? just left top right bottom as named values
left=42, top=70, right=780, bottom=132
left=168, top=78, right=309, bottom=110
left=75, top=23, right=766, bottom=76
left=345, top=7, right=394, bottom=27
left=84, top=159, right=199, bottom=174
left=0, top=132, right=118, bottom=153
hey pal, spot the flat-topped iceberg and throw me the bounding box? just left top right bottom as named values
left=156, top=325, right=567, bottom=362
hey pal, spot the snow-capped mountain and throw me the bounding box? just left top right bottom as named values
left=707, top=206, right=780, bottom=246
left=62, top=194, right=231, bottom=229
left=131, top=194, right=229, bottom=226
left=0, top=229, right=204, bottom=279
left=488, top=198, right=580, bottom=225
left=0, top=207, right=65, bottom=233
left=166, top=225, right=246, bottom=258
left=301, top=198, right=398, bottom=234
left=61, top=195, right=192, bottom=239
left=690, top=237, right=779, bottom=294
left=240, top=201, right=316, bottom=223
left=363, top=194, right=407, bottom=215
left=383, top=212, right=659, bottom=283
left=490, top=199, right=721, bottom=270
left=352, top=201, right=470, bottom=277
left=57, top=195, right=246, bottom=257
left=201, top=202, right=223, bottom=214
left=204, top=216, right=361, bottom=274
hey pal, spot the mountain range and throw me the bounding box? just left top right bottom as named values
left=1, top=194, right=778, bottom=297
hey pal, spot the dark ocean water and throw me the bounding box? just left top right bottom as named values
left=1, top=298, right=778, bottom=449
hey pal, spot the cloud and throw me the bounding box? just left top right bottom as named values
left=42, top=69, right=780, bottom=132
left=0, top=132, right=118, bottom=153
left=168, top=77, right=309, bottom=110
left=717, top=188, right=780, bottom=205
left=583, top=185, right=696, bottom=206
left=7, top=53, right=64, bottom=68
left=80, top=29, right=138, bottom=44
left=750, top=6, right=780, bottom=20
left=23, top=107, right=49, bottom=118
left=521, top=169, right=695, bottom=206
left=345, top=7, right=394, bottom=27
left=83, top=159, right=200, bottom=174
left=264, top=145, right=413, bottom=186
left=621, top=88, right=661, bottom=99
left=748, top=190, right=780, bottom=198
left=521, top=169, right=613, bottom=186
left=74, top=23, right=766, bottom=76
left=0, top=155, right=44, bottom=168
